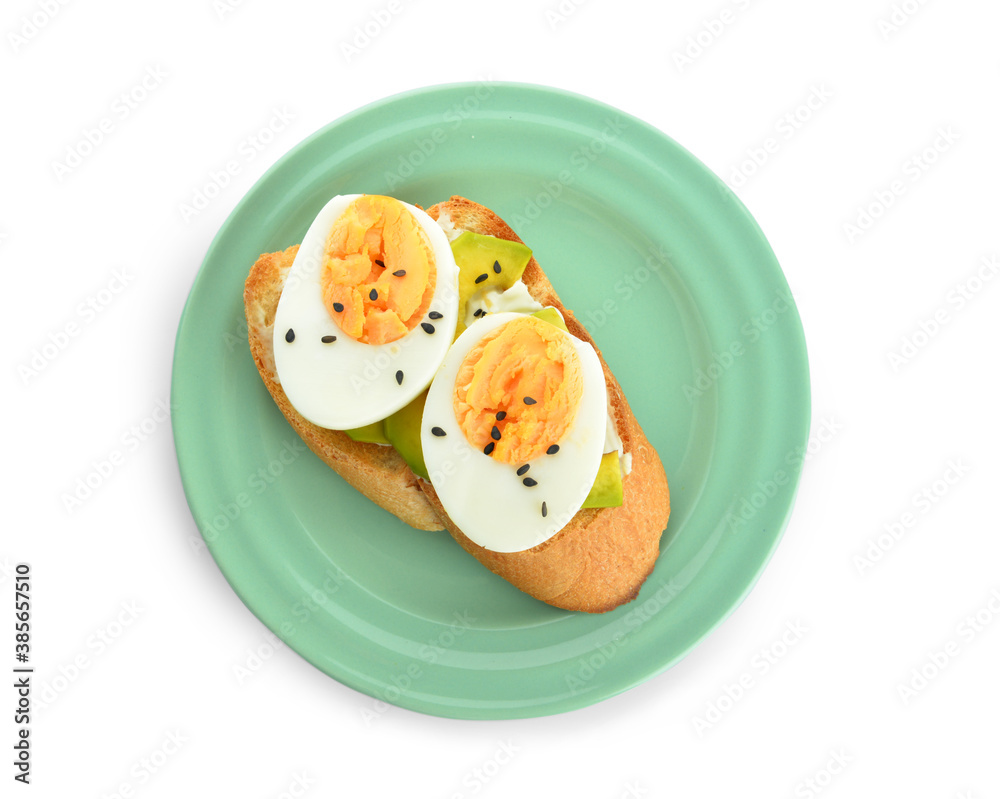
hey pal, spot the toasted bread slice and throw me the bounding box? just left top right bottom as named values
left=244, top=246, right=444, bottom=531
left=244, top=196, right=670, bottom=611
left=425, top=197, right=670, bottom=613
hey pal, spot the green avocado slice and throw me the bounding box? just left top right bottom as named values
left=343, top=420, right=390, bottom=445
left=530, top=306, right=568, bottom=332
left=451, top=231, right=533, bottom=334
left=581, top=451, right=625, bottom=509
left=384, top=389, right=430, bottom=480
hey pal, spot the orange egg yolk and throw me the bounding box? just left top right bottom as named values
left=453, top=315, right=582, bottom=465
left=321, top=195, right=436, bottom=344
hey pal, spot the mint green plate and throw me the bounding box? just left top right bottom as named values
left=172, top=83, right=810, bottom=719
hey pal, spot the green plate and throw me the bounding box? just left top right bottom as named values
left=171, top=83, right=810, bottom=719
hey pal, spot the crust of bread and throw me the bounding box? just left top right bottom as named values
left=244, top=247, right=444, bottom=531
left=424, top=197, right=670, bottom=613
left=244, top=196, right=670, bottom=611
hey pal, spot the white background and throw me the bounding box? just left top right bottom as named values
left=5, top=0, right=999, bottom=796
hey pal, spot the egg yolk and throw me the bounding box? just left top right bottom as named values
left=321, top=195, right=436, bottom=344
left=453, top=315, right=582, bottom=464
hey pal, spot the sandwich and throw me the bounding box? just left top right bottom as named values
left=244, top=193, right=670, bottom=612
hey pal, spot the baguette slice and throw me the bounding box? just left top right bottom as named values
left=424, top=197, right=670, bottom=613
left=244, top=196, right=671, bottom=612
left=244, top=246, right=444, bottom=531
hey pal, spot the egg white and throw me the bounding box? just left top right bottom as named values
left=272, top=194, right=459, bottom=430
left=420, top=312, right=608, bottom=553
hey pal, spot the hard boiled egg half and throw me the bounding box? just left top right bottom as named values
left=421, top=312, right=608, bottom=552
left=273, top=194, right=459, bottom=429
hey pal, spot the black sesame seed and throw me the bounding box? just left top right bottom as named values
left=431, top=427, right=446, bottom=437
left=395, top=370, right=403, bottom=385
left=522, top=477, right=538, bottom=487
left=285, top=328, right=295, bottom=343
left=375, top=259, right=385, bottom=268
left=393, top=270, right=406, bottom=277
left=484, top=442, right=495, bottom=455
left=493, top=260, right=502, bottom=274
left=495, top=411, right=507, bottom=421
left=321, top=335, right=336, bottom=343
left=516, top=464, right=530, bottom=476
left=421, top=322, right=435, bottom=334
left=546, top=444, right=560, bottom=455
left=541, top=502, right=548, bottom=518
left=473, top=309, right=485, bottom=318
left=475, top=273, right=488, bottom=284
left=369, top=288, right=378, bottom=301
left=523, top=396, right=537, bottom=405
left=491, top=426, right=501, bottom=441
left=428, top=311, right=443, bottom=320
left=333, top=302, right=344, bottom=312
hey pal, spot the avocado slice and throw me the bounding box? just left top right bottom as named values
left=531, top=306, right=568, bottom=333
left=384, top=389, right=430, bottom=480
left=581, top=451, right=624, bottom=509
left=343, top=420, right=390, bottom=445
left=451, top=231, right=533, bottom=334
